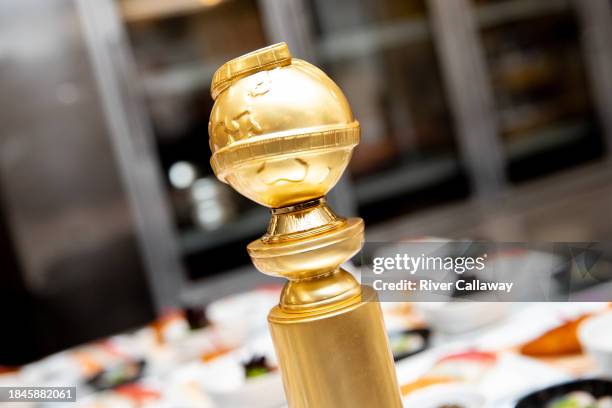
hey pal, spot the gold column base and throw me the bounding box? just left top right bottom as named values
left=269, top=286, right=402, bottom=408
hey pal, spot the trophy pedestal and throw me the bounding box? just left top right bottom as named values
left=269, top=286, right=402, bottom=408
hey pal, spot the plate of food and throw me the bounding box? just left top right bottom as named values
left=515, top=379, right=612, bottom=408
left=390, top=329, right=431, bottom=361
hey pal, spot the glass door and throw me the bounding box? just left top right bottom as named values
left=473, top=0, right=605, bottom=181
left=308, top=0, right=470, bottom=224
left=120, top=0, right=270, bottom=279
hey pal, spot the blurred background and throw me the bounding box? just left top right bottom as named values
left=1, top=0, right=612, bottom=370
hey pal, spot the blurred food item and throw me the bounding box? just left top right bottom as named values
left=183, top=304, right=209, bottom=330
left=578, top=311, right=612, bottom=376
left=520, top=314, right=590, bottom=357
left=167, top=325, right=241, bottom=366
left=243, top=355, right=276, bottom=379
left=152, top=310, right=190, bottom=344
left=547, top=391, right=612, bottom=408
left=70, top=341, right=137, bottom=380
left=401, top=351, right=497, bottom=397
left=200, top=335, right=285, bottom=408
left=19, top=348, right=103, bottom=387
left=401, top=383, right=485, bottom=408
left=73, top=350, right=105, bottom=377
left=401, top=376, right=455, bottom=396
left=516, top=379, right=612, bottom=408
left=390, top=328, right=430, bottom=361
left=381, top=301, right=426, bottom=332
left=114, top=382, right=162, bottom=404
left=200, top=347, right=233, bottom=363
left=86, top=360, right=146, bottom=391
left=429, top=351, right=498, bottom=383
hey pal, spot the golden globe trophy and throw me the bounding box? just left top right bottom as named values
left=208, top=43, right=402, bottom=407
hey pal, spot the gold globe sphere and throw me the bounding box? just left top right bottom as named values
left=208, top=43, right=359, bottom=208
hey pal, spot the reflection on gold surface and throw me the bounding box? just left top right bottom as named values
left=208, top=43, right=401, bottom=407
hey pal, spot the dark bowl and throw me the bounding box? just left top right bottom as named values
left=516, top=378, right=612, bottom=408
left=389, top=328, right=431, bottom=362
